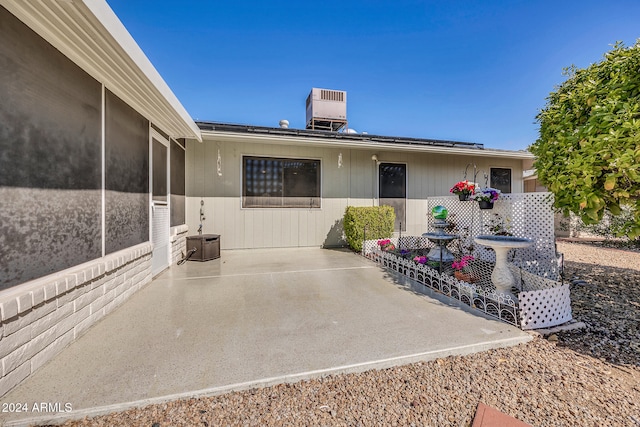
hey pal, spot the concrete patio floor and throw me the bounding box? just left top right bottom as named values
left=1, top=247, right=531, bottom=426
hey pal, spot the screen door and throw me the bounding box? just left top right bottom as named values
left=379, top=163, right=406, bottom=231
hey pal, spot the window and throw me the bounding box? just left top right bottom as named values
left=243, top=156, right=321, bottom=208
left=490, top=168, right=512, bottom=194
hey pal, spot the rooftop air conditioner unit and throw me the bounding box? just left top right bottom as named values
left=305, top=88, right=347, bottom=132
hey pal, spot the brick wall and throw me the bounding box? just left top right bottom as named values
left=171, top=225, right=189, bottom=264
left=0, top=243, right=153, bottom=397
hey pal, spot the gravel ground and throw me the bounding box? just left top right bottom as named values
left=53, top=242, right=640, bottom=427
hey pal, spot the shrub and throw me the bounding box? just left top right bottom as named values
left=530, top=40, right=640, bottom=239
left=343, top=206, right=395, bottom=252
left=572, top=205, right=639, bottom=245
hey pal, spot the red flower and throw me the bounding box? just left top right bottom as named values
left=450, top=180, right=476, bottom=195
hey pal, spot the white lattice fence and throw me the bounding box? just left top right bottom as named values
left=427, top=193, right=560, bottom=280
left=519, top=284, right=572, bottom=329
left=362, top=192, right=573, bottom=330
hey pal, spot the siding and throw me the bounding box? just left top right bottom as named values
left=186, top=138, right=524, bottom=249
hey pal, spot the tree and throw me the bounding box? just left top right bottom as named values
left=530, top=40, right=640, bottom=240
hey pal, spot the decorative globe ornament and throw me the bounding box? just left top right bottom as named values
left=423, top=205, right=457, bottom=263
left=431, top=205, right=448, bottom=220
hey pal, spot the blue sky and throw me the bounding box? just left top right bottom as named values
left=106, top=0, right=639, bottom=150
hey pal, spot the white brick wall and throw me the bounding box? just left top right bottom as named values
left=171, top=224, right=189, bottom=264
left=0, top=242, right=153, bottom=397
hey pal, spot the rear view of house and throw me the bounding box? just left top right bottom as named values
left=0, top=0, right=535, bottom=399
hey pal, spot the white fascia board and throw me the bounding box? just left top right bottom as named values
left=201, top=131, right=536, bottom=160
left=79, top=1, right=200, bottom=141
left=1, top=0, right=201, bottom=142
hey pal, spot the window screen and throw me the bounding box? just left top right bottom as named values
left=490, top=168, right=512, bottom=194
left=153, top=139, right=167, bottom=202
left=379, top=163, right=406, bottom=198
left=243, top=156, right=320, bottom=208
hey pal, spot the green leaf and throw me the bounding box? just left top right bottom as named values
left=585, top=208, right=600, bottom=221
left=609, top=203, right=622, bottom=216
left=604, top=176, right=616, bottom=191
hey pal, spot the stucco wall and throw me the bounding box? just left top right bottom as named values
left=185, top=137, right=524, bottom=249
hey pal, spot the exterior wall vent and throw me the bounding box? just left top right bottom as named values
left=306, top=88, right=347, bottom=132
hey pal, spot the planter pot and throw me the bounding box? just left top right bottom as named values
left=478, top=200, right=494, bottom=210
left=458, top=193, right=471, bottom=201
left=454, top=271, right=476, bottom=283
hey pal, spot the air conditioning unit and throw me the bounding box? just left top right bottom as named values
left=305, top=88, right=347, bottom=132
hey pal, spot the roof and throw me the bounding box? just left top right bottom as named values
left=197, top=121, right=535, bottom=159
left=1, top=0, right=202, bottom=141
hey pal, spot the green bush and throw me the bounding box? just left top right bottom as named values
left=343, top=206, right=395, bottom=252
left=572, top=205, right=640, bottom=244
left=530, top=41, right=640, bottom=239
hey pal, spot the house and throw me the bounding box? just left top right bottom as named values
left=0, top=0, right=533, bottom=397
left=185, top=122, right=533, bottom=248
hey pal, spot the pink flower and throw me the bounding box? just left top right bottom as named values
left=413, top=256, right=427, bottom=264
left=452, top=255, right=475, bottom=271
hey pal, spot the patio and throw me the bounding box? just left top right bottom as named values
left=1, top=247, right=530, bottom=426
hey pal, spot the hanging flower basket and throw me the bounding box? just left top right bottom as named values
left=471, top=187, right=500, bottom=210
left=450, top=181, right=475, bottom=200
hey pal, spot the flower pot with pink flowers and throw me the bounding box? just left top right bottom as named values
left=452, top=255, right=477, bottom=283
left=377, top=239, right=395, bottom=252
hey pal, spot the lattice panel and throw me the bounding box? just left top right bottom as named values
left=361, top=192, right=572, bottom=330
left=426, top=193, right=560, bottom=280
left=365, top=244, right=519, bottom=326
left=519, top=284, right=572, bottom=330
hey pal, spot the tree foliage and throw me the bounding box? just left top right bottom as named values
left=530, top=40, right=640, bottom=239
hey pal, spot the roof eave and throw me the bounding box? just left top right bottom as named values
left=200, top=130, right=535, bottom=159
left=1, top=0, right=202, bottom=142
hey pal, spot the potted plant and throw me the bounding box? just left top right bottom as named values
left=413, top=255, right=428, bottom=264
left=449, top=180, right=476, bottom=201
left=452, top=255, right=476, bottom=283
left=487, top=214, right=513, bottom=236
left=377, top=239, right=395, bottom=251
left=471, top=187, right=501, bottom=209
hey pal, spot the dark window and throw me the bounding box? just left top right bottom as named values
left=379, top=163, right=407, bottom=231
left=243, top=156, right=320, bottom=208
left=490, top=168, right=512, bottom=194
left=379, top=163, right=406, bottom=198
